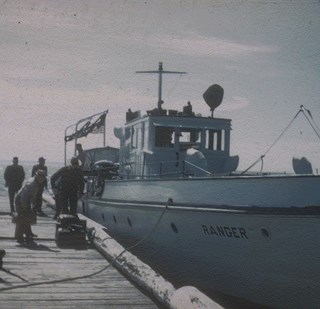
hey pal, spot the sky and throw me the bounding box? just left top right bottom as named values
left=1, top=0, right=320, bottom=172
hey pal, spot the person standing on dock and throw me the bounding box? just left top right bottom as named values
left=4, top=157, right=25, bottom=215
left=50, top=157, right=85, bottom=216
left=14, top=170, right=47, bottom=243
left=31, top=157, right=48, bottom=215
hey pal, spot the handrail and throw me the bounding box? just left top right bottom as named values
left=183, top=160, right=212, bottom=176
left=116, top=159, right=213, bottom=179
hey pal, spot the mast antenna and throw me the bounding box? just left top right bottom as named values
left=136, top=62, right=187, bottom=110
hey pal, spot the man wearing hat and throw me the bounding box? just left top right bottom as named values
left=31, top=157, right=48, bottom=215
left=51, top=157, right=85, bottom=216
left=4, top=157, right=25, bottom=215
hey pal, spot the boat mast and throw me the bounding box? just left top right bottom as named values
left=136, top=62, right=186, bottom=109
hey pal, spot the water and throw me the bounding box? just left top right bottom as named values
left=0, top=161, right=62, bottom=195
left=111, top=233, right=269, bottom=309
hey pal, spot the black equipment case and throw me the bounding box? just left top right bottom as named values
left=55, top=214, right=87, bottom=248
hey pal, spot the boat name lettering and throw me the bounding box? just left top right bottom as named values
left=202, top=225, right=248, bottom=239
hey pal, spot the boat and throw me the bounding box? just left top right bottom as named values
left=64, top=63, right=320, bottom=308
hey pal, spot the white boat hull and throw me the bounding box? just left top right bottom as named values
left=81, top=175, right=320, bottom=308
left=101, top=174, right=320, bottom=208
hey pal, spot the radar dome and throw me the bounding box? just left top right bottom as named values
left=203, top=84, right=224, bottom=116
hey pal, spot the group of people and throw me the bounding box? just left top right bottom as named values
left=4, top=156, right=85, bottom=244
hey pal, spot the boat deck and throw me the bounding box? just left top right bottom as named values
left=0, top=193, right=159, bottom=308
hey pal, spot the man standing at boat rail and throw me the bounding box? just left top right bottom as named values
left=50, top=157, right=85, bottom=216
left=31, top=157, right=48, bottom=215
left=4, top=157, right=25, bottom=215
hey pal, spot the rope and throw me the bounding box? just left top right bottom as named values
left=241, top=107, right=303, bottom=175
left=0, top=198, right=171, bottom=292
left=301, top=106, right=320, bottom=140
left=118, top=198, right=171, bottom=253
left=0, top=262, right=113, bottom=292
left=241, top=105, right=320, bottom=174
left=263, top=108, right=302, bottom=157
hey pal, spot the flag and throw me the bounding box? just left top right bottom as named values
left=91, top=113, right=106, bottom=134
left=64, top=113, right=106, bottom=142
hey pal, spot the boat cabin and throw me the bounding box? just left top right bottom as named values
left=80, top=64, right=239, bottom=179
left=114, top=106, right=239, bottom=178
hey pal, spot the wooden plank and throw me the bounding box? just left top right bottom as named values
left=0, top=194, right=159, bottom=308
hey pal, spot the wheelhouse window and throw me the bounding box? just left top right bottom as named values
left=154, top=126, right=202, bottom=150
left=177, top=129, right=200, bottom=143
left=132, top=124, right=144, bottom=149
left=205, top=129, right=225, bottom=151
left=137, top=126, right=144, bottom=149
left=176, top=128, right=201, bottom=151
left=131, top=127, right=136, bottom=149
left=155, top=127, right=174, bottom=147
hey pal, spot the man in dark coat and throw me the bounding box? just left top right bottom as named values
left=4, top=157, right=25, bottom=215
left=31, top=157, right=48, bottom=215
left=50, top=157, right=85, bottom=216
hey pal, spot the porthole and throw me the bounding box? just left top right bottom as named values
left=171, top=223, right=178, bottom=233
left=261, top=228, right=269, bottom=238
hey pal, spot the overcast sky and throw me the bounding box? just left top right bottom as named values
left=1, top=0, right=320, bottom=172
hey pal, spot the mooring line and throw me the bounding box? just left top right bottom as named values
left=0, top=198, right=171, bottom=292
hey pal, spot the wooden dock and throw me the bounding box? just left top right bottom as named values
left=0, top=193, right=159, bottom=308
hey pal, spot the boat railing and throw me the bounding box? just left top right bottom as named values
left=116, top=159, right=213, bottom=179
left=182, top=160, right=212, bottom=176
left=116, top=171, right=183, bottom=179
left=160, top=160, right=212, bottom=178
left=159, top=159, right=204, bottom=178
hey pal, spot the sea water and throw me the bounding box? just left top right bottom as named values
left=0, top=161, right=62, bottom=196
